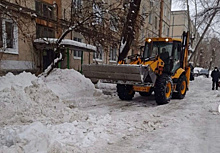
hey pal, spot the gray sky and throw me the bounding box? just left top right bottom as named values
left=171, top=0, right=185, bottom=11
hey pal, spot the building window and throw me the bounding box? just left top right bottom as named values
left=167, top=27, right=169, bottom=37
left=0, top=18, right=3, bottom=48
left=73, top=0, right=82, bottom=9
left=109, top=46, right=117, bottom=61
left=93, top=44, right=103, bottom=61
left=164, top=5, right=167, bottom=17
left=93, top=3, right=103, bottom=25
left=167, top=10, right=170, bottom=20
left=0, top=19, right=18, bottom=54
left=142, top=6, right=147, bottom=19
left=36, top=24, right=55, bottom=38
left=35, top=0, right=54, bottom=19
left=110, top=15, right=118, bottom=31
left=163, top=24, right=166, bottom=34
left=148, top=13, right=152, bottom=24
left=73, top=37, right=82, bottom=58
left=150, top=1, right=153, bottom=7
left=5, top=22, right=14, bottom=48
left=155, top=16, right=157, bottom=29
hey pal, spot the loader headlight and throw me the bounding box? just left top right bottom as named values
left=165, top=38, right=169, bottom=42
left=147, top=39, right=152, bottom=43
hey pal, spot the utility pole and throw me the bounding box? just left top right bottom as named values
left=186, top=0, right=191, bottom=38
left=159, top=0, right=164, bottom=37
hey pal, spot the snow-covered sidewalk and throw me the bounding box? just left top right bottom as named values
left=0, top=69, right=220, bottom=153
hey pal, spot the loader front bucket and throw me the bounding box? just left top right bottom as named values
left=82, top=64, right=156, bottom=85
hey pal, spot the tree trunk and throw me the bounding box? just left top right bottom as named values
left=118, top=0, right=141, bottom=61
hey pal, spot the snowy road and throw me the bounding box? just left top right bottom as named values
left=1, top=70, right=220, bottom=153
left=84, top=77, right=220, bottom=153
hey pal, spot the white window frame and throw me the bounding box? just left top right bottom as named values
left=0, top=19, right=18, bottom=54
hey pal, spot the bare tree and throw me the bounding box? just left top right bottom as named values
left=40, top=0, right=132, bottom=76
left=189, top=0, right=220, bottom=63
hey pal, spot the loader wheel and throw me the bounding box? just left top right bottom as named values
left=173, top=75, right=187, bottom=99
left=117, top=84, right=135, bottom=100
left=154, top=74, right=173, bottom=105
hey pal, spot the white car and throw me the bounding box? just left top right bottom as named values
left=193, top=67, right=203, bottom=77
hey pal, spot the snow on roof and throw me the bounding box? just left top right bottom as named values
left=34, top=38, right=97, bottom=52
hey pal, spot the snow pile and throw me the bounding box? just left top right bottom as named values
left=42, top=69, right=97, bottom=99
left=0, top=68, right=109, bottom=152
left=0, top=72, right=36, bottom=90
left=0, top=69, right=102, bottom=126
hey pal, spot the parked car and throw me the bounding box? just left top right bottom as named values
left=199, top=69, right=209, bottom=78
left=193, top=67, right=203, bottom=77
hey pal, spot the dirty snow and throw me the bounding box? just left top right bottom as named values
left=1, top=69, right=220, bottom=153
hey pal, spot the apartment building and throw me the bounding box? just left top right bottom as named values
left=0, top=0, right=174, bottom=75
left=139, top=0, right=171, bottom=44
left=170, top=10, right=200, bottom=50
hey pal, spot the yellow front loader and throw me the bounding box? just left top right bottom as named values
left=83, top=31, right=190, bottom=105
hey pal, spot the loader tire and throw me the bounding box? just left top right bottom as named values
left=154, top=74, right=173, bottom=105
left=117, top=84, right=135, bottom=100
left=173, top=75, right=187, bottom=99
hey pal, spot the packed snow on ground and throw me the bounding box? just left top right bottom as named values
left=1, top=70, right=220, bottom=153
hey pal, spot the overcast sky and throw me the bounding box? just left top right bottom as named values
left=171, top=0, right=185, bottom=11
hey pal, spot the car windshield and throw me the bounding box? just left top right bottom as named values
left=200, top=69, right=208, bottom=73
left=143, top=41, right=173, bottom=58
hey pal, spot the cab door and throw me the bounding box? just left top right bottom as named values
left=171, top=41, right=182, bottom=73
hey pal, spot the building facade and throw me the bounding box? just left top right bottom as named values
left=170, top=10, right=200, bottom=51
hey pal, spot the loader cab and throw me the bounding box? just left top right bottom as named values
left=143, top=38, right=182, bottom=73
